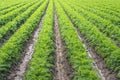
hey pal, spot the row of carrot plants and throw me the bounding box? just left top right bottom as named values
left=55, top=1, right=100, bottom=80
left=66, top=1, right=120, bottom=47
left=84, top=0, right=120, bottom=14
left=0, top=0, right=48, bottom=78
left=68, top=0, right=120, bottom=19
left=98, top=4, right=120, bottom=14
left=0, top=2, right=21, bottom=11
left=79, top=4, right=120, bottom=26
left=91, top=5, right=120, bottom=18
left=0, top=0, right=44, bottom=46
left=0, top=2, right=27, bottom=16
left=59, top=0, right=120, bottom=78
left=0, top=0, right=37, bottom=26
left=24, top=0, right=54, bottom=80
left=75, top=0, right=120, bottom=14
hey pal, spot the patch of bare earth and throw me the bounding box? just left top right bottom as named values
left=53, top=13, right=73, bottom=80
left=75, top=27, right=119, bottom=80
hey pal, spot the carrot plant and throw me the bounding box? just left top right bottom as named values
left=0, top=0, right=37, bottom=26
left=66, top=1, right=120, bottom=46
left=0, top=0, right=44, bottom=47
left=80, top=4, right=120, bottom=26
left=0, top=0, right=48, bottom=78
left=0, top=2, right=27, bottom=16
left=24, top=0, right=54, bottom=80
left=55, top=1, right=100, bottom=80
left=59, top=0, right=120, bottom=78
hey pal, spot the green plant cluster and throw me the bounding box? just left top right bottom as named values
left=24, top=0, right=54, bottom=80
left=0, top=0, right=44, bottom=46
left=66, top=1, right=120, bottom=46
left=0, top=0, right=34, bottom=10
left=71, top=0, right=120, bottom=14
left=55, top=1, right=100, bottom=80
left=0, top=1, right=37, bottom=26
left=59, top=1, right=120, bottom=78
left=80, top=4, right=120, bottom=26
left=0, top=0, right=48, bottom=78
left=0, top=2, right=21, bottom=11
left=69, top=0, right=120, bottom=27
left=0, top=3, right=27, bottom=16
left=89, top=4, right=120, bottom=19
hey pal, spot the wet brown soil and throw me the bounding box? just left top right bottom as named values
left=53, top=13, right=73, bottom=80
left=75, top=27, right=118, bottom=80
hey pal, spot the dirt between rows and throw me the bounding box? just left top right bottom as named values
left=75, top=27, right=119, bottom=80
left=53, top=13, right=73, bottom=80
left=5, top=8, right=74, bottom=80
left=4, top=5, right=117, bottom=80
left=6, top=14, right=45, bottom=80
left=6, top=11, right=73, bottom=80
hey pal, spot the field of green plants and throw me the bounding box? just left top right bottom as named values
left=0, top=0, right=120, bottom=80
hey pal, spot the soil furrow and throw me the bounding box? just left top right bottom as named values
left=74, top=27, right=118, bottom=80
left=7, top=13, right=46, bottom=80
left=53, top=13, right=72, bottom=80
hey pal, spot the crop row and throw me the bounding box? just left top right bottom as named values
left=0, top=2, right=21, bottom=11
left=55, top=1, right=100, bottom=80
left=90, top=5, right=120, bottom=18
left=69, top=0, right=120, bottom=27
left=66, top=1, right=120, bottom=47
left=59, top=0, right=120, bottom=78
left=73, top=0, right=120, bottom=14
left=82, top=5, right=120, bottom=26
left=0, top=1, right=37, bottom=26
left=24, top=0, right=54, bottom=80
left=0, top=2, right=27, bottom=16
left=0, top=0, right=44, bottom=47
left=85, top=0, right=120, bottom=14
left=0, top=0, right=48, bottom=78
